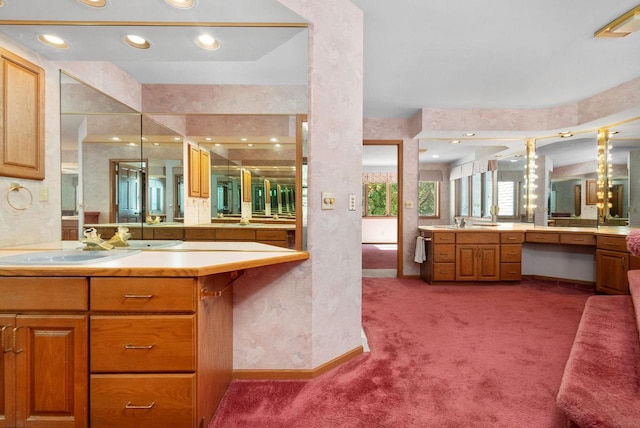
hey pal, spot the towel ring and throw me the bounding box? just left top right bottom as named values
left=7, top=184, right=33, bottom=211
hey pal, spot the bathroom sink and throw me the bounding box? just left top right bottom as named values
left=0, top=250, right=139, bottom=265
left=432, top=225, right=458, bottom=229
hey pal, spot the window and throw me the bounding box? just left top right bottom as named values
left=418, top=180, right=439, bottom=217
left=459, top=177, right=470, bottom=216
left=363, top=182, right=398, bottom=216
left=497, top=180, right=520, bottom=218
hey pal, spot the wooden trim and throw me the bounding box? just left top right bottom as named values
left=522, top=275, right=595, bottom=289
left=0, top=20, right=308, bottom=29
left=233, top=345, right=363, bottom=380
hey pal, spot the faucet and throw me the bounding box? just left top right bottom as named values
left=454, top=217, right=466, bottom=228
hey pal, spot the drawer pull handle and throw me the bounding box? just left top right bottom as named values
left=124, top=294, right=154, bottom=299
left=125, top=401, right=155, bottom=410
left=507, top=237, right=517, bottom=240
left=125, top=344, right=154, bottom=350
left=12, top=326, right=23, bottom=354
left=1, top=325, right=12, bottom=353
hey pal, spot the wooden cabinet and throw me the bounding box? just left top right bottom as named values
left=0, top=278, right=88, bottom=428
left=455, top=233, right=500, bottom=281
left=62, top=219, right=79, bottom=241
left=89, top=274, right=234, bottom=427
left=0, top=48, right=45, bottom=180
left=420, top=231, right=522, bottom=283
left=595, top=235, right=640, bottom=295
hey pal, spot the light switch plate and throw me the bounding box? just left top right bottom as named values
left=349, top=193, right=356, bottom=211
left=321, top=192, right=335, bottom=210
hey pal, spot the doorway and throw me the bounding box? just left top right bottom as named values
left=362, top=140, right=403, bottom=277
left=110, top=159, right=146, bottom=223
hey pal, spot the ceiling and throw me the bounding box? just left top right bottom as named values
left=1, top=0, right=640, bottom=167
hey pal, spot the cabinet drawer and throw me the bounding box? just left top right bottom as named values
left=526, top=232, right=559, bottom=244
left=500, top=263, right=522, bottom=281
left=432, top=263, right=455, bottom=281
left=216, top=229, right=256, bottom=240
left=0, top=277, right=87, bottom=311
left=433, top=244, right=455, bottom=262
left=91, top=374, right=195, bottom=428
left=91, top=315, right=195, bottom=372
left=152, top=228, right=184, bottom=240
left=256, top=230, right=288, bottom=241
left=456, top=232, right=500, bottom=244
left=501, top=232, right=524, bottom=244
left=184, top=228, right=216, bottom=241
left=432, top=232, right=455, bottom=244
left=500, top=245, right=522, bottom=263
left=597, top=236, right=627, bottom=252
left=90, top=278, right=196, bottom=312
left=560, top=233, right=596, bottom=246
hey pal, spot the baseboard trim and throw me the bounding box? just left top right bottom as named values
left=233, top=345, right=364, bottom=380
left=522, top=275, right=595, bottom=291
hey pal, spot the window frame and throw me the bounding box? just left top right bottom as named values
left=418, top=180, right=440, bottom=219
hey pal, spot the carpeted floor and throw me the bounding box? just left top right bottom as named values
left=210, top=278, right=591, bottom=427
left=362, top=244, right=397, bottom=269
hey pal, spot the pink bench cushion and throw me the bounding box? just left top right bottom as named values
left=556, top=295, right=640, bottom=427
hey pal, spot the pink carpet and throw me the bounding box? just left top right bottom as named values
left=362, top=244, right=397, bottom=269
left=210, top=278, right=591, bottom=427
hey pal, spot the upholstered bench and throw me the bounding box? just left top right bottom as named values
left=556, top=273, right=640, bottom=427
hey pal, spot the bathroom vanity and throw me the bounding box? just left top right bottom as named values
left=0, top=243, right=308, bottom=428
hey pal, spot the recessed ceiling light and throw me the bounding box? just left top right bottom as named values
left=110, top=136, right=121, bottom=141
left=196, top=34, right=221, bottom=51
left=214, top=143, right=221, bottom=147
left=127, top=142, right=138, bottom=147
left=205, top=137, right=212, bottom=141
left=450, top=140, right=461, bottom=144
left=165, top=0, right=193, bottom=9
left=152, top=142, right=160, bottom=146
left=240, top=138, right=248, bottom=142
left=173, top=137, right=181, bottom=141
left=559, top=131, right=573, bottom=138
left=463, top=133, right=475, bottom=137
left=247, top=144, right=254, bottom=147
left=269, top=137, right=279, bottom=143
left=124, top=34, right=151, bottom=49
left=38, top=34, right=69, bottom=49
left=274, top=143, right=282, bottom=148
left=77, top=0, right=107, bottom=7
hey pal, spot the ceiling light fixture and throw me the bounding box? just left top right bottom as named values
left=110, top=136, right=121, bottom=141
left=450, top=140, right=461, bottom=144
left=124, top=34, right=150, bottom=49
left=559, top=131, right=573, bottom=138
left=269, top=137, right=279, bottom=143
left=127, top=142, right=138, bottom=147
left=173, top=137, right=181, bottom=141
left=38, top=34, right=69, bottom=49
left=240, top=138, right=248, bottom=142
left=165, top=0, right=194, bottom=9
left=463, top=133, right=475, bottom=137
left=196, top=34, right=221, bottom=51
left=595, top=5, right=640, bottom=38
left=274, top=143, right=282, bottom=148
left=247, top=144, right=254, bottom=147
left=77, top=0, right=107, bottom=7
left=205, top=137, right=212, bottom=141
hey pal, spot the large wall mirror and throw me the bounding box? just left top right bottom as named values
left=537, top=121, right=640, bottom=228
left=60, top=74, right=305, bottom=246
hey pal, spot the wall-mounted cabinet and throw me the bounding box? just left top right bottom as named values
left=188, top=145, right=210, bottom=198
left=0, top=47, right=45, bottom=180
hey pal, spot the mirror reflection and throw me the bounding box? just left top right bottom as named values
left=60, top=73, right=300, bottom=246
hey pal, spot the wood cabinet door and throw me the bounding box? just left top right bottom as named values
left=188, top=144, right=201, bottom=197
left=596, top=250, right=629, bottom=295
left=0, top=316, right=16, bottom=428
left=15, top=315, right=88, bottom=428
left=0, top=48, right=45, bottom=180
left=477, top=245, right=500, bottom=281
left=456, top=245, right=478, bottom=281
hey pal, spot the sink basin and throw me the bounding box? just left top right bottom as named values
left=122, top=240, right=182, bottom=249
left=0, top=250, right=139, bottom=265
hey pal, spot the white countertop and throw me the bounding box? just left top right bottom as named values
left=0, top=241, right=308, bottom=277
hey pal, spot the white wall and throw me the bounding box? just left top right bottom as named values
left=362, top=218, right=397, bottom=243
